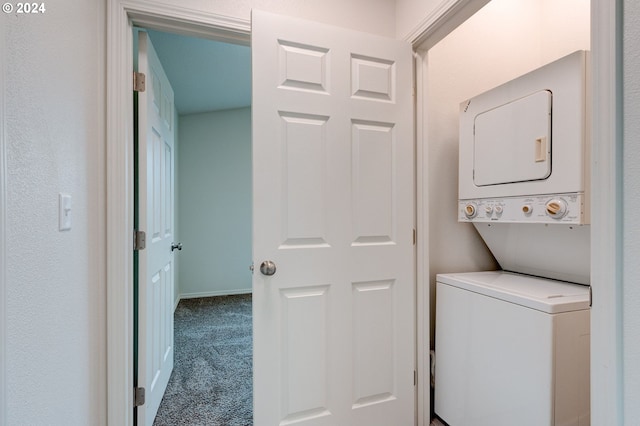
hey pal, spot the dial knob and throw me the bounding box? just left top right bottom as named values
left=464, top=203, right=477, bottom=218
left=494, top=206, right=503, bottom=215
left=485, top=206, right=493, bottom=216
left=545, top=199, right=568, bottom=219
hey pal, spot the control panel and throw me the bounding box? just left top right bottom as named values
left=459, top=193, right=586, bottom=224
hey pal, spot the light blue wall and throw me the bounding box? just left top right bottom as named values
left=177, top=107, right=252, bottom=298
left=173, top=105, right=180, bottom=306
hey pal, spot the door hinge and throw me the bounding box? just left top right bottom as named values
left=134, top=230, right=146, bottom=251
left=413, top=228, right=417, bottom=246
left=133, top=72, right=146, bottom=92
left=414, top=370, right=417, bottom=386
left=134, top=387, right=146, bottom=407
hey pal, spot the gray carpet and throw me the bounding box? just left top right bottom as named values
left=153, top=294, right=253, bottom=426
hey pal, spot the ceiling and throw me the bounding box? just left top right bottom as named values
left=146, top=29, right=251, bottom=116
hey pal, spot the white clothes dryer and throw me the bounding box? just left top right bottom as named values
left=457, top=50, right=591, bottom=285
left=434, top=271, right=590, bottom=426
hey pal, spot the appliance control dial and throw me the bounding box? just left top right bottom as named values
left=464, top=203, right=477, bottom=218
left=494, top=205, right=503, bottom=215
left=485, top=206, right=493, bottom=216
left=546, top=199, right=568, bottom=219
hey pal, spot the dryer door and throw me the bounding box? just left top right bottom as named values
left=474, top=90, right=552, bottom=186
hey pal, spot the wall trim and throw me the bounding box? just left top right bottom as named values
left=402, top=0, right=490, bottom=47
left=179, top=288, right=252, bottom=300
left=107, top=3, right=250, bottom=425
left=0, top=14, right=7, bottom=426
left=590, top=0, right=623, bottom=422
left=413, top=49, right=430, bottom=426
left=175, top=289, right=253, bottom=311
left=122, top=0, right=250, bottom=44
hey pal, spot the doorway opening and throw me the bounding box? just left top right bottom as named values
left=134, top=27, right=253, bottom=424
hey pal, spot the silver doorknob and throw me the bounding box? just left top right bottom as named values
left=260, top=260, right=276, bottom=276
left=171, top=242, right=183, bottom=251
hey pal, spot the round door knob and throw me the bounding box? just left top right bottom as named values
left=260, top=260, right=277, bottom=276
left=171, top=242, right=183, bottom=251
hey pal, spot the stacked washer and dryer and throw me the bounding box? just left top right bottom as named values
left=434, top=51, right=591, bottom=426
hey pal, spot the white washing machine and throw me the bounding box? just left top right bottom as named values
left=434, top=271, right=590, bottom=426
left=435, top=51, right=592, bottom=426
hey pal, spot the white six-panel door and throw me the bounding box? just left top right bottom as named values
left=252, top=11, right=415, bottom=426
left=136, top=31, right=175, bottom=426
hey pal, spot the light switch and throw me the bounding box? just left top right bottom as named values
left=59, top=193, right=72, bottom=231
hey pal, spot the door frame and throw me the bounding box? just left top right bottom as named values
left=407, top=0, right=621, bottom=424
left=106, top=3, right=251, bottom=425
left=106, top=1, right=620, bottom=425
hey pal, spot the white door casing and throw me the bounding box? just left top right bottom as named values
left=136, top=30, right=175, bottom=426
left=0, top=15, right=6, bottom=426
left=252, top=10, right=415, bottom=426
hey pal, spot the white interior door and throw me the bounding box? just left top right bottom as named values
left=136, top=30, right=175, bottom=426
left=252, top=11, right=415, bottom=425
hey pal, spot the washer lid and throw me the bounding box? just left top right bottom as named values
left=436, top=271, right=590, bottom=313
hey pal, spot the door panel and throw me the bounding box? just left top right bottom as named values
left=352, top=279, right=395, bottom=406
left=137, top=30, right=175, bottom=426
left=280, top=112, right=329, bottom=246
left=252, top=11, right=415, bottom=426
left=280, top=285, right=330, bottom=423
left=352, top=120, right=395, bottom=244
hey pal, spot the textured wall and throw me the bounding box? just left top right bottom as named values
left=623, top=0, right=640, bottom=418
left=2, top=1, right=106, bottom=424
left=177, top=108, right=252, bottom=298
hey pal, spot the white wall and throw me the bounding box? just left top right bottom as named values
left=623, top=0, right=640, bottom=418
left=423, top=0, right=590, bottom=346
left=177, top=108, right=252, bottom=298
left=2, top=1, right=106, bottom=424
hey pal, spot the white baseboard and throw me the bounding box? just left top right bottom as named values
left=178, top=288, right=252, bottom=303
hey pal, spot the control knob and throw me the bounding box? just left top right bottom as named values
left=464, top=203, right=477, bottom=219
left=545, top=199, right=568, bottom=219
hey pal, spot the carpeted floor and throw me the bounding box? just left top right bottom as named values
left=153, top=294, right=253, bottom=426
